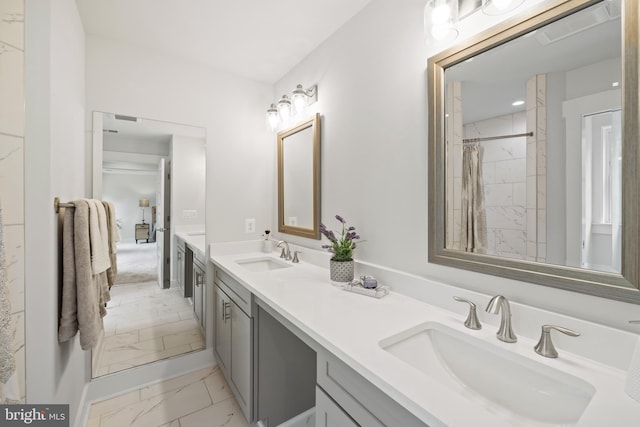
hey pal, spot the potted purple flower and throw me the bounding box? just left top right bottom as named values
left=320, top=215, right=361, bottom=284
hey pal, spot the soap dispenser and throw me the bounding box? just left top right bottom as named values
left=262, top=230, right=275, bottom=253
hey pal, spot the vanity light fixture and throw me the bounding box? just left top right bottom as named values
left=482, top=0, right=525, bottom=16
left=424, top=0, right=459, bottom=44
left=266, top=84, right=318, bottom=132
left=424, top=0, right=528, bottom=46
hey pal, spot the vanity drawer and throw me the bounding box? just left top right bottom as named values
left=214, top=268, right=252, bottom=316
left=317, top=350, right=427, bottom=427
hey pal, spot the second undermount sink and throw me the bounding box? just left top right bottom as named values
left=380, top=322, right=595, bottom=426
left=235, top=257, right=292, bottom=272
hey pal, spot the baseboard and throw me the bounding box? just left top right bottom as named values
left=82, top=348, right=216, bottom=417
left=74, top=380, right=91, bottom=427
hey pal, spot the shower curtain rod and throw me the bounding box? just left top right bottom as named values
left=463, top=131, right=533, bottom=144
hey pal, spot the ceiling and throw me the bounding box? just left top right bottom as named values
left=75, top=0, right=374, bottom=84
left=446, top=0, right=621, bottom=124
left=101, top=112, right=205, bottom=174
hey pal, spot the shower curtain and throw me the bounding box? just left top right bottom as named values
left=461, top=144, right=487, bottom=253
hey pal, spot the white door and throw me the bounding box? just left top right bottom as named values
left=156, top=159, right=171, bottom=288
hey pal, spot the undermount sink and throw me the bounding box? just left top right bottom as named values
left=235, top=257, right=292, bottom=272
left=380, top=322, right=595, bottom=426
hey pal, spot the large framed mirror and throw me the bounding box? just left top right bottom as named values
left=277, top=113, right=321, bottom=239
left=91, top=111, right=207, bottom=377
left=428, top=0, right=640, bottom=303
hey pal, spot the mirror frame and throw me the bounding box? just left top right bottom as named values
left=427, top=0, right=640, bottom=304
left=277, top=113, right=321, bottom=239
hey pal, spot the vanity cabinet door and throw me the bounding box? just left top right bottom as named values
left=176, top=244, right=185, bottom=291
left=214, top=286, right=231, bottom=372
left=230, top=299, right=251, bottom=413
left=316, top=386, right=358, bottom=427
left=193, top=260, right=205, bottom=330
left=316, top=351, right=426, bottom=427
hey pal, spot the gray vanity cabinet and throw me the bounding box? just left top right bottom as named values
left=316, top=350, right=427, bottom=427
left=316, top=387, right=358, bottom=427
left=214, top=286, right=231, bottom=371
left=192, top=254, right=205, bottom=330
left=175, top=236, right=187, bottom=293
left=214, top=286, right=231, bottom=370
left=213, top=268, right=253, bottom=421
left=176, top=243, right=185, bottom=291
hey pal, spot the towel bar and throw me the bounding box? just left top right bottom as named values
left=54, top=197, right=75, bottom=213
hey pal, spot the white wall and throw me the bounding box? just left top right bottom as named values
left=24, top=0, right=88, bottom=421
left=84, top=35, right=275, bottom=245
left=0, top=0, right=25, bottom=404
left=171, top=135, right=206, bottom=228
left=102, top=173, right=157, bottom=242
left=273, top=0, right=639, bottom=329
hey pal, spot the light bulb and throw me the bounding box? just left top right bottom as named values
left=492, top=0, right=512, bottom=11
left=431, top=24, right=451, bottom=41
left=277, top=95, right=292, bottom=123
left=266, top=104, right=279, bottom=131
left=431, top=3, right=451, bottom=25
left=291, top=84, right=308, bottom=114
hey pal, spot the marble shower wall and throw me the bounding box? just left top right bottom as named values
left=0, top=0, right=25, bottom=403
left=464, top=112, right=528, bottom=259
left=446, top=82, right=463, bottom=250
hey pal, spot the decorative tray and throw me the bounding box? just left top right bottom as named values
left=342, top=281, right=390, bottom=298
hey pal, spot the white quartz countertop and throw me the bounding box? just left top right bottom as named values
left=175, top=230, right=205, bottom=256
left=210, top=250, right=640, bottom=427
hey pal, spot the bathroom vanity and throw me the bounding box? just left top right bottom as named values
left=175, top=230, right=206, bottom=328
left=210, top=242, right=640, bottom=427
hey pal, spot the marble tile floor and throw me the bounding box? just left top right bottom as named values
left=87, top=366, right=248, bottom=427
left=94, top=280, right=205, bottom=377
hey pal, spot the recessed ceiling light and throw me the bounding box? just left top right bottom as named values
left=512, top=100, right=525, bottom=106
left=612, top=81, right=620, bottom=87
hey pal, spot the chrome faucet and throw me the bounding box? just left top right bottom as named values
left=276, top=240, right=292, bottom=260
left=485, top=295, right=517, bottom=343
left=534, top=325, right=579, bottom=358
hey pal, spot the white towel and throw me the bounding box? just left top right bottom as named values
left=59, top=200, right=106, bottom=350
left=625, top=336, right=640, bottom=403
left=86, top=199, right=111, bottom=275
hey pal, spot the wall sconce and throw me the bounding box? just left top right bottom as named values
left=139, top=198, right=149, bottom=223
left=424, top=0, right=526, bottom=45
left=266, top=84, right=318, bottom=132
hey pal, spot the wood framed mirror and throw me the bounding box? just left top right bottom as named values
left=427, top=0, right=640, bottom=303
left=277, top=113, right=321, bottom=239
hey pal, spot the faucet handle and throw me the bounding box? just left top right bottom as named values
left=453, top=296, right=482, bottom=330
left=292, top=251, right=301, bottom=263
left=279, top=247, right=287, bottom=259
left=534, top=325, right=580, bottom=358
